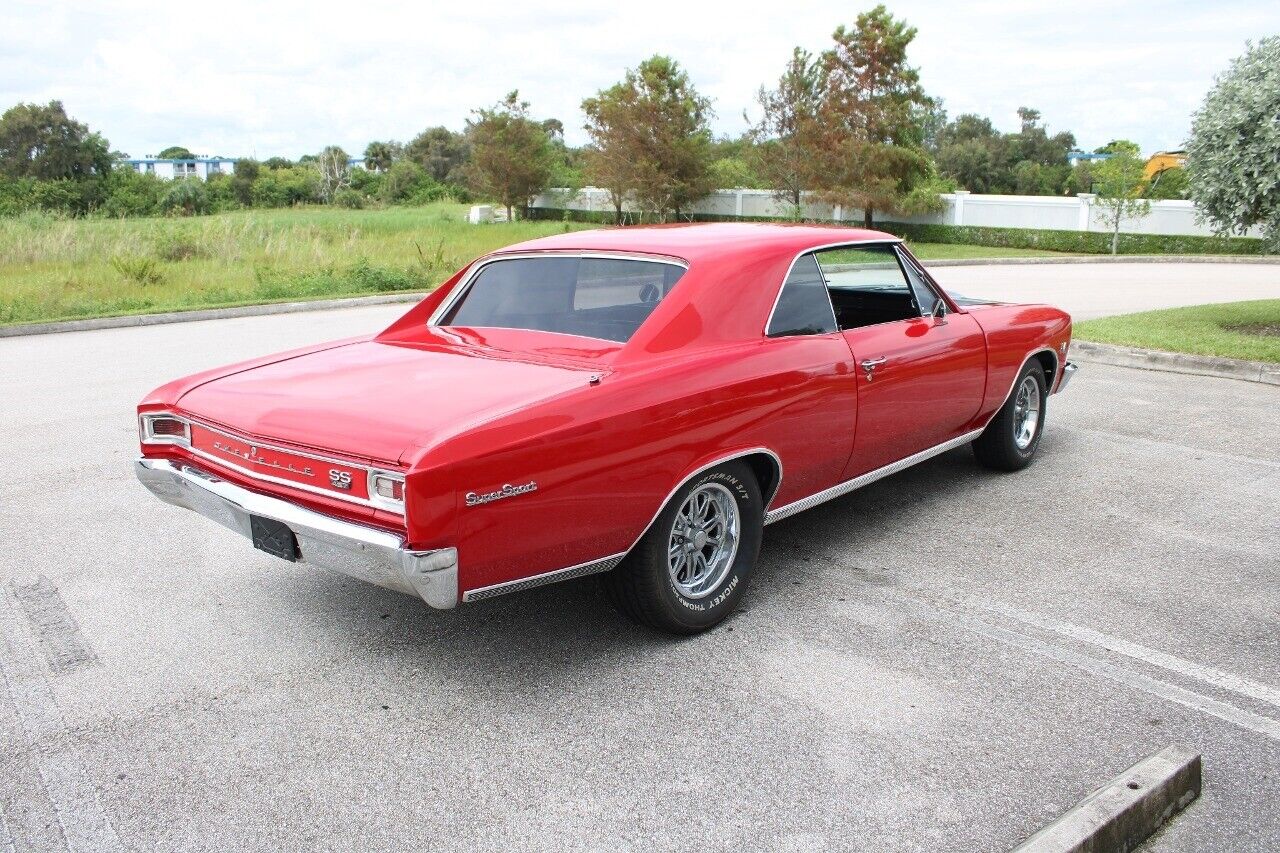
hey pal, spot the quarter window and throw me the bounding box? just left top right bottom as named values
left=766, top=254, right=838, bottom=337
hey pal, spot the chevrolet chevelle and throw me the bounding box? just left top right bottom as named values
left=136, top=223, right=1076, bottom=634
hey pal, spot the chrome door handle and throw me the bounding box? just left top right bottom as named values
left=860, top=357, right=887, bottom=370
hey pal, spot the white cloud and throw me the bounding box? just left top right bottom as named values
left=1, top=0, right=1276, bottom=158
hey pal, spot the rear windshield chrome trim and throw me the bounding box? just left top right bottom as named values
left=426, top=250, right=690, bottom=328
left=163, top=414, right=405, bottom=515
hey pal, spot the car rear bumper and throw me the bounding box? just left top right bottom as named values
left=1056, top=361, right=1078, bottom=393
left=134, top=458, right=458, bottom=609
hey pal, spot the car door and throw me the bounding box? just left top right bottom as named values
left=815, top=245, right=987, bottom=478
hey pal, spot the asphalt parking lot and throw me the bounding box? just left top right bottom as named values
left=1, top=269, right=1278, bottom=851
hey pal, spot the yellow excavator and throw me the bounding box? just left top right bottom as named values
left=1143, top=150, right=1186, bottom=181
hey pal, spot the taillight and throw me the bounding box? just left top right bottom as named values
left=139, top=413, right=191, bottom=445
left=369, top=471, right=405, bottom=511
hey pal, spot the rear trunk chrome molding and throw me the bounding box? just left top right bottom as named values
left=462, top=552, right=627, bottom=603
left=135, top=458, right=456, bottom=608
left=763, top=428, right=984, bottom=525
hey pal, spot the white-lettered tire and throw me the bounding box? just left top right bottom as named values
left=603, top=461, right=762, bottom=635
left=973, top=361, right=1047, bottom=471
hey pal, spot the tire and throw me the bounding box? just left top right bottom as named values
left=603, top=461, right=763, bottom=635
left=973, top=361, right=1047, bottom=471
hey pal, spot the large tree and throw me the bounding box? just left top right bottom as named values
left=314, top=145, right=351, bottom=202
left=464, top=91, right=555, bottom=221
left=808, top=6, right=934, bottom=227
left=405, top=126, right=467, bottom=184
left=0, top=100, right=112, bottom=180
left=157, top=145, right=195, bottom=160
left=362, top=140, right=400, bottom=172
left=1187, top=37, right=1280, bottom=251
left=749, top=47, right=822, bottom=213
left=582, top=55, right=715, bottom=222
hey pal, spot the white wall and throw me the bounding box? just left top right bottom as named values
left=530, top=187, right=1258, bottom=239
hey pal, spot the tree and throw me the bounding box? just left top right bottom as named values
left=749, top=47, right=822, bottom=212
left=1187, top=37, right=1280, bottom=251
left=230, top=157, right=259, bottom=206
left=157, top=145, right=195, bottom=160
left=933, top=107, right=1075, bottom=194
left=405, top=126, right=468, bottom=184
left=583, top=55, right=715, bottom=222
left=809, top=6, right=934, bottom=227
left=314, top=145, right=351, bottom=202
left=0, top=100, right=112, bottom=180
left=1145, top=166, right=1188, bottom=200
left=1095, top=139, right=1140, bottom=157
left=362, top=140, right=399, bottom=172
left=464, top=91, right=555, bottom=221
left=1091, top=152, right=1151, bottom=254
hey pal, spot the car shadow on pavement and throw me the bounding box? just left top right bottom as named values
left=272, top=440, right=1053, bottom=667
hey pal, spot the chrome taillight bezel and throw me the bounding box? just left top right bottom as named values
left=368, top=470, right=406, bottom=512
left=139, top=412, right=192, bottom=446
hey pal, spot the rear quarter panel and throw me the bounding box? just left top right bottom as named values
left=416, top=336, right=858, bottom=595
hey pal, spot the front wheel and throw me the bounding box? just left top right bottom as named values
left=973, top=361, right=1047, bottom=471
left=603, top=461, right=762, bottom=635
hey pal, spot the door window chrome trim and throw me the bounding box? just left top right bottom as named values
left=762, top=239, right=902, bottom=338
left=427, top=250, right=691, bottom=329
left=158, top=413, right=406, bottom=515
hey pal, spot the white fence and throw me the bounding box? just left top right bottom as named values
left=530, top=188, right=1258, bottom=239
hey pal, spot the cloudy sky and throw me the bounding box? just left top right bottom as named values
left=4, top=0, right=1277, bottom=159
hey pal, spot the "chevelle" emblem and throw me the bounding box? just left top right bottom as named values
left=212, top=440, right=315, bottom=478
left=465, top=481, right=538, bottom=507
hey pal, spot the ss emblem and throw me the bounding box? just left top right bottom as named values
left=328, top=469, right=353, bottom=490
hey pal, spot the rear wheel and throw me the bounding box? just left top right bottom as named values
left=603, top=461, right=762, bottom=635
left=973, top=361, right=1047, bottom=471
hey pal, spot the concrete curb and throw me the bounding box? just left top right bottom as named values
left=0, top=292, right=427, bottom=339
left=922, top=255, right=1280, bottom=267
left=1072, top=340, right=1280, bottom=386
left=1013, top=745, right=1201, bottom=853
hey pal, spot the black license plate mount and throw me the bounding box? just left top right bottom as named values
left=250, top=515, right=299, bottom=562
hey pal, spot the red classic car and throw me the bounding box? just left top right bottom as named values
left=136, top=223, right=1076, bottom=634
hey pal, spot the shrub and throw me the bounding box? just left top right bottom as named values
left=99, top=168, right=166, bottom=217
left=333, top=187, right=364, bottom=209
left=251, top=166, right=319, bottom=207
left=152, top=228, right=207, bottom=261
left=162, top=178, right=210, bottom=216
left=110, top=255, right=164, bottom=285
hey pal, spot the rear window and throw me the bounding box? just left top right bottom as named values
left=439, top=256, right=686, bottom=343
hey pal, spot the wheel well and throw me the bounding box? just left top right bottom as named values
left=739, top=452, right=782, bottom=508
left=1032, top=350, right=1058, bottom=385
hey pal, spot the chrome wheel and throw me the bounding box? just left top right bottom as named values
left=1012, top=375, right=1042, bottom=450
left=667, top=482, right=740, bottom=598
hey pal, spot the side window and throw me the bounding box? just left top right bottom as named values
left=766, top=254, right=838, bottom=337
left=813, top=245, right=920, bottom=330
left=897, top=249, right=942, bottom=315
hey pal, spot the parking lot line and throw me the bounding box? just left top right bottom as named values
left=975, top=599, right=1280, bottom=709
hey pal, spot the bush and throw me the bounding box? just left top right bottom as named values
left=162, top=179, right=209, bottom=216
left=251, top=166, right=319, bottom=207
left=152, top=228, right=207, bottom=261
left=110, top=255, right=164, bottom=285
left=333, top=187, right=364, bottom=208
left=98, top=168, right=166, bottom=217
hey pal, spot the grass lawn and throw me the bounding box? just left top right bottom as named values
left=0, top=204, right=1070, bottom=327
left=1074, top=300, right=1280, bottom=364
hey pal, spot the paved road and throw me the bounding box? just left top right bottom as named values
left=1, top=295, right=1278, bottom=851
left=931, top=261, right=1279, bottom=320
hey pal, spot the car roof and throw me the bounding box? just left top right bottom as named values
left=491, top=222, right=901, bottom=264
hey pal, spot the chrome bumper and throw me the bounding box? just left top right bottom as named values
left=1056, top=361, right=1078, bottom=393
left=134, top=458, right=458, bottom=609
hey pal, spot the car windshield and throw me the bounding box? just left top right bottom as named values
left=438, top=255, right=686, bottom=343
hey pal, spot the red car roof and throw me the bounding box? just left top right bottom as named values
left=493, top=222, right=901, bottom=264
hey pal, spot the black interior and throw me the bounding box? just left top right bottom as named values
left=828, top=287, right=923, bottom=330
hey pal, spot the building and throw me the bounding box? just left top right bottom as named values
left=1066, top=150, right=1114, bottom=168
left=121, top=157, right=238, bottom=180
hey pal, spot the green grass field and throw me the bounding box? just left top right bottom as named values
left=0, top=204, right=1070, bottom=327
left=1075, top=299, right=1280, bottom=363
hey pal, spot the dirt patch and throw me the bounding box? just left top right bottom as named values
left=1223, top=322, right=1280, bottom=337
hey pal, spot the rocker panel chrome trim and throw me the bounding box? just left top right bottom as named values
left=763, top=428, right=984, bottom=524
left=462, top=552, right=627, bottom=602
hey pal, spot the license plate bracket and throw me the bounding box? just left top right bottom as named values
left=250, top=515, right=299, bottom=562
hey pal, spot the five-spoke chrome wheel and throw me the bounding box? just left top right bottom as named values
left=1012, top=375, right=1042, bottom=450
left=667, top=482, right=740, bottom=598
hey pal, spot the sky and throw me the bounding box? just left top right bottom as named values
left=3, top=0, right=1277, bottom=160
